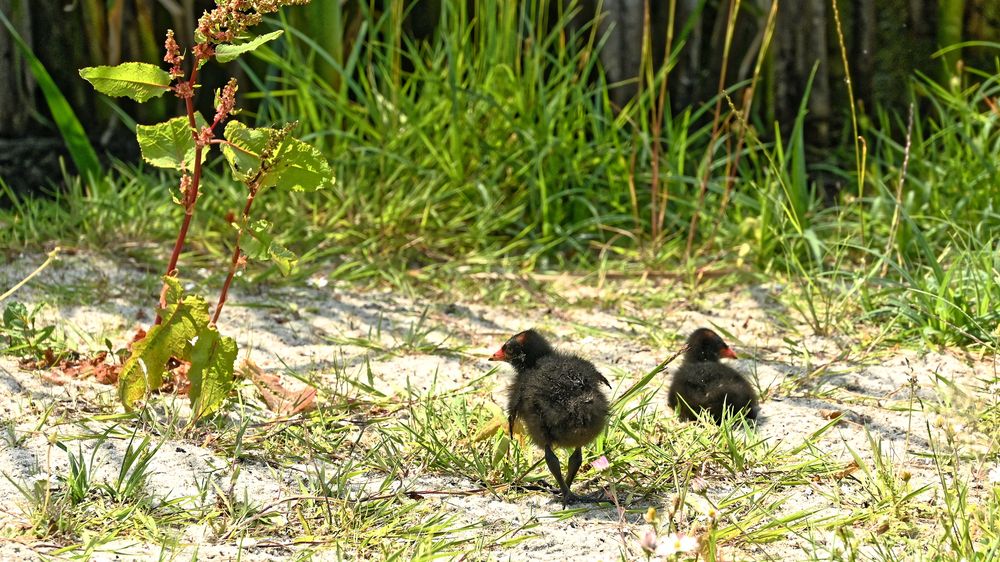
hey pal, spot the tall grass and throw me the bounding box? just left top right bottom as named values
left=250, top=1, right=998, bottom=347
left=861, top=67, right=1000, bottom=346
left=243, top=0, right=749, bottom=269
left=1, top=1, right=997, bottom=348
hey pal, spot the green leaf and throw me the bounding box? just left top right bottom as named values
left=221, top=121, right=333, bottom=191
left=266, top=244, right=299, bottom=276
left=215, top=30, right=284, bottom=63
left=164, top=275, right=185, bottom=305
left=136, top=114, right=208, bottom=169
left=221, top=121, right=272, bottom=182
left=117, top=278, right=240, bottom=419
left=0, top=10, right=101, bottom=180
left=264, top=134, right=333, bottom=192
left=79, top=62, right=172, bottom=103
left=188, top=327, right=238, bottom=419
left=118, top=278, right=209, bottom=410
left=242, top=219, right=299, bottom=276
left=239, top=219, right=271, bottom=261
left=2, top=302, right=27, bottom=328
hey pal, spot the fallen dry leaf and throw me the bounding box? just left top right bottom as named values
left=129, top=328, right=147, bottom=348
left=818, top=409, right=844, bottom=421
left=460, top=403, right=527, bottom=445
left=833, top=460, right=860, bottom=480
left=468, top=415, right=506, bottom=444
left=93, top=363, right=120, bottom=385
left=241, top=358, right=316, bottom=415
left=19, top=348, right=58, bottom=370
left=812, top=459, right=861, bottom=483
left=26, top=351, right=121, bottom=386
left=59, top=351, right=120, bottom=385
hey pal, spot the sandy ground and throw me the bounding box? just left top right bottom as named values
left=0, top=252, right=997, bottom=560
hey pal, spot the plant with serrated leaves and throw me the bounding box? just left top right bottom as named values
left=79, top=0, right=331, bottom=419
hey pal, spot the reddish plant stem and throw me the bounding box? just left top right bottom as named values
left=211, top=184, right=259, bottom=326
left=155, top=64, right=205, bottom=325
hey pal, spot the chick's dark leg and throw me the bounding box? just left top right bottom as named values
left=543, top=444, right=571, bottom=502
left=565, top=447, right=583, bottom=488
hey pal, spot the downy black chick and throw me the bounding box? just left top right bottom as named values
left=668, top=328, right=759, bottom=423
left=489, top=329, right=611, bottom=503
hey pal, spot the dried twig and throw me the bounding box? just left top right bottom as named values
left=0, top=247, right=60, bottom=303
left=882, top=102, right=916, bottom=277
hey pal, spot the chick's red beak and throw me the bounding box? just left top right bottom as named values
left=489, top=348, right=507, bottom=361
left=721, top=347, right=738, bottom=359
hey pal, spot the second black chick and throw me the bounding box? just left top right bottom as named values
left=489, top=329, right=611, bottom=503
left=668, top=328, right=759, bottom=423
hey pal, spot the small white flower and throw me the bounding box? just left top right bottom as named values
left=189, top=336, right=199, bottom=346
left=28, top=473, right=50, bottom=486
left=307, top=275, right=329, bottom=289
left=657, top=533, right=699, bottom=556
left=988, top=465, right=1000, bottom=485
left=679, top=535, right=699, bottom=553
left=987, top=382, right=1000, bottom=394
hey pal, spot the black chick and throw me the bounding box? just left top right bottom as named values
left=489, top=329, right=611, bottom=503
left=668, top=328, right=759, bottom=423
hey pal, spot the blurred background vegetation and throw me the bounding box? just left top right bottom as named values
left=2, top=1, right=998, bottom=164
left=1, top=0, right=999, bottom=347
